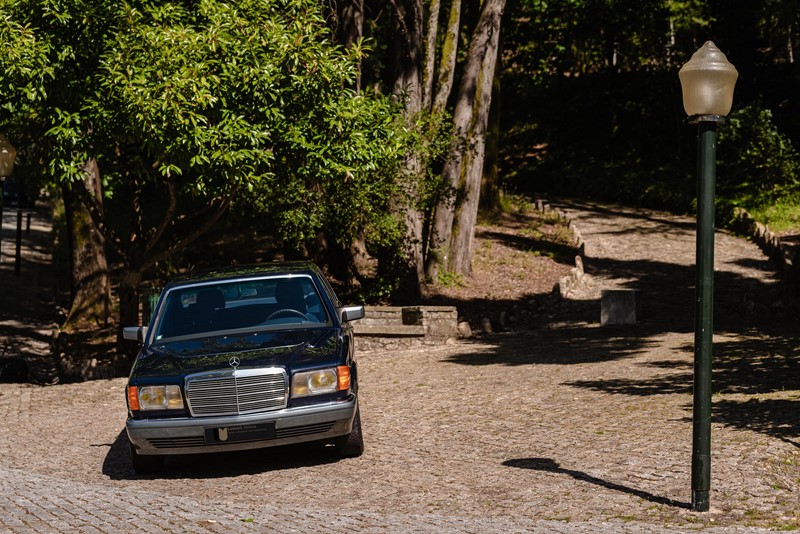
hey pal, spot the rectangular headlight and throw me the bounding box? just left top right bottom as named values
left=137, top=385, right=184, bottom=411
left=292, top=368, right=341, bottom=398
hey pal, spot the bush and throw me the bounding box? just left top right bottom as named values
left=718, top=104, right=800, bottom=203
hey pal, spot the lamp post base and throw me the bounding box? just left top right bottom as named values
left=692, top=490, right=710, bottom=512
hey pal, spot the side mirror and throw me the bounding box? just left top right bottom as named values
left=123, top=326, right=148, bottom=343
left=339, top=305, right=365, bottom=323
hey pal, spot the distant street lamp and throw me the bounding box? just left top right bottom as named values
left=678, top=41, right=738, bottom=513
left=0, top=134, right=17, bottom=260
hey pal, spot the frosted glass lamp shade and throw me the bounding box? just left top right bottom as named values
left=679, top=41, right=738, bottom=117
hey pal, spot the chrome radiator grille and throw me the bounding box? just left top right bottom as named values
left=185, top=368, right=288, bottom=417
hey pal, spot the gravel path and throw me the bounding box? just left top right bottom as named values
left=0, top=199, right=797, bottom=532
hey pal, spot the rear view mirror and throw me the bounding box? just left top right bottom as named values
left=122, top=326, right=148, bottom=343
left=339, top=305, right=365, bottom=323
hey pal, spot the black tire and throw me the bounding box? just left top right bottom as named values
left=129, top=441, right=163, bottom=474
left=334, top=407, right=364, bottom=458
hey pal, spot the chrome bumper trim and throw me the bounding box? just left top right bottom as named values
left=127, top=397, right=356, bottom=456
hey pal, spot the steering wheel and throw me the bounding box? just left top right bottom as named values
left=267, top=308, right=313, bottom=321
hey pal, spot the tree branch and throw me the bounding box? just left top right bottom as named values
left=143, top=176, right=177, bottom=257
left=77, top=158, right=125, bottom=258
left=139, top=193, right=235, bottom=273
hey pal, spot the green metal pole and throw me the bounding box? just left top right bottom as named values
left=692, top=118, right=717, bottom=512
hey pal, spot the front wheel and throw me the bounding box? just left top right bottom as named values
left=334, top=407, right=364, bottom=458
left=129, top=441, right=163, bottom=474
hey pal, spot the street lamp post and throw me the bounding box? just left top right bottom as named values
left=678, top=41, right=738, bottom=513
left=0, top=134, right=17, bottom=262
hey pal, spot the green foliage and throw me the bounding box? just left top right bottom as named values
left=505, top=0, right=672, bottom=79
left=717, top=104, right=800, bottom=202
left=757, top=0, right=799, bottom=63
left=437, top=269, right=465, bottom=288
left=242, top=87, right=410, bottom=251
left=1, top=0, right=410, bottom=278
left=746, top=194, right=800, bottom=233
left=501, top=0, right=800, bottom=238
left=497, top=193, right=531, bottom=214
left=666, top=0, right=714, bottom=41
left=0, top=10, right=52, bottom=117
left=716, top=104, right=800, bottom=232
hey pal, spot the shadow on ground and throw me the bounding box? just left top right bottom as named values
left=102, top=430, right=342, bottom=480
left=503, top=457, right=690, bottom=509
left=441, top=218, right=800, bottom=447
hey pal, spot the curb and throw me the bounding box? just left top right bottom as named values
left=732, top=208, right=799, bottom=288
left=533, top=198, right=589, bottom=300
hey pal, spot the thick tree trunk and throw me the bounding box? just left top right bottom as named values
left=389, top=0, right=427, bottom=298
left=62, top=158, right=111, bottom=331
left=427, top=0, right=506, bottom=279
left=422, top=0, right=462, bottom=282
left=348, top=234, right=372, bottom=287
left=480, top=59, right=502, bottom=214
left=448, top=0, right=505, bottom=275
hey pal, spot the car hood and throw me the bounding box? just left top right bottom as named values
left=131, top=327, right=342, bottom=378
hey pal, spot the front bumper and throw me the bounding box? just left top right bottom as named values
left=127, top=396, right=357, bottom=456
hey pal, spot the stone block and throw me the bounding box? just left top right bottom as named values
left=601, top=289, right=637, bottom=325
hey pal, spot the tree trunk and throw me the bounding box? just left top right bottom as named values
left=421, top=0, right=441, bottom=111
left=422, top=0, right=462, bottom=282
left=62, top=158, right=111, bottom=331
left=117, top=269, right=142, bottom=332
left=389, top=0, right=427, bottom=298
left=448, top=0, right=505, bottom=275
left=336, top=0, right=365, bottom=90
left=348, top=234, right=372, bottom=287
left=480, top=57, right=502, bottom=214
left=427, top=0, right=506, bottom=279
left=432, top=0, right=462, bottom=115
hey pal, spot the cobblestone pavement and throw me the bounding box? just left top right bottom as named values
left=0, top=199, right=797, bottom=532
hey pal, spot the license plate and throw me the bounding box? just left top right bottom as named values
left=204, top=423, right=276, bottom=444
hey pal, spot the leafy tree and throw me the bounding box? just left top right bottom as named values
left=758, top=0, right=799, bottom=63
left=1, top=0, right=407, bottom=345
left=0, top=11, right=51, bottom=124
left=718, top=104, right=800, bottom=203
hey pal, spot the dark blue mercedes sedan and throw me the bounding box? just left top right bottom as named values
left=123, top=262, right=365, bottom=473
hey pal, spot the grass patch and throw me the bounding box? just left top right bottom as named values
left=746, top=195, right=800, bottom=233
left=437, top=269, right=465, bottom=288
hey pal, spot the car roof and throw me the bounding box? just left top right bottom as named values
left=164, top=261, right=323, bottom=289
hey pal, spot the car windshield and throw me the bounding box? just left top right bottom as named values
left=153, top=275, right=329, bottom=341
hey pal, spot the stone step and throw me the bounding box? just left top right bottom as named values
left=353, top=324, right=426, bottom=337
left=353, top=305, right=459, bottom=350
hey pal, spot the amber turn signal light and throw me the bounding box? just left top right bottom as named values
left=127, top=386, right=140, bottom=411
left=337, top=366, right=351, bottom=391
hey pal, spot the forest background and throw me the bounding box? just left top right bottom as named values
left=0, top=0, right=798, bottom=361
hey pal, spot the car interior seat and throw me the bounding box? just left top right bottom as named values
left=274, top=279, right=307, bottom=313
left=189, top=288, right=226, bottom=330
